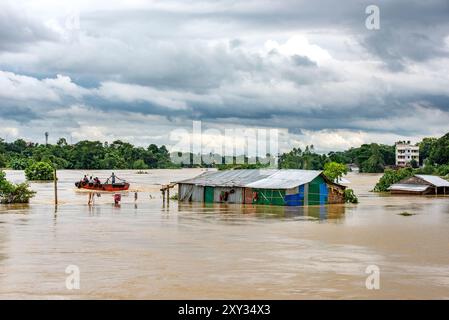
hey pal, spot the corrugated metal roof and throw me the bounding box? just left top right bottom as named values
left=176, top=169, right=277, bottom=187
left=245, top=170, right=322, bottom=189
left=415, top=175, right=449, bottom=187
left=176, top=169, right=327, bottom=189
left=388, top=184, right=430, bottom=192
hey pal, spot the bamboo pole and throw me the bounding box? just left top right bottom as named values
left=54, top=169, right=58, bottom=206
left=167, top=187, right=170, bottom=203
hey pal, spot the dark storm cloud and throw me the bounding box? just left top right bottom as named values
left=190, top=95, right=395, bottom=126
left=411, top=94, right=449, bottom=112
left=19, top=0, right=447, bottom=87
left=0, top=102, right=40, bottom=122
left=360, top=0, right=449, bottom=70
left=82, top=96, right=186, bottom=117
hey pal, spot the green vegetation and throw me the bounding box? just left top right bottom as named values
left=321, top=162, right=358, bottom=203
left=281, top=132, right=449, bottom=175
left=361, top=144, right=386, bottom=173
left=344, top=189, right=358, bottom=204
left=398, top=211, right=415, bottom=216
left=25, top=162, right=55, bottom=181
left=435, top=164, right=449, bottom=176
left=409, top=158, right=419, bottom=168
left=217, top=163, right=270, bottom=170
left=373, top=132, right=449, bottom=191
left=0, top=138, right=174, bottom=170
left=405, top=160, right=449, bottom=177
left=329, top=143, right=394, bottom=173
left=278, top=143, right=394, bottom=173
left=9, top=158, right=30, bottom=170
left=132, top=159, right=149, bottom=170
left=279, top=145, right=328, bottom=170
left=373, top=168, right=414, bottom=192
left=323, top=162, right=348, bottom=182
left=169, top=193, right=179, bottom=200
left=0, top=153, right=6, bottom=168
left=428, top=133, right=449, bottom=165
left=0, top=170, right=36, bottom=204
left=417, top=137, right=437, bottom=165
left=0, top=131, right=448, bottom=173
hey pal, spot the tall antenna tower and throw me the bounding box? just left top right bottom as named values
left=45, top=132, right=49, bottom=145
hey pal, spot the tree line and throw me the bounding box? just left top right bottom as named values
left=279, top=132, right=449, bottom=174
left=1, top=132, right=448, bottom=173
left=278, top=143, right=395, bottom=172
left=0, top=138, right=174, bottom=170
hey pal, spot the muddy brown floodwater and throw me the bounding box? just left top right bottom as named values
left=1, top=169, right=449, bottom=299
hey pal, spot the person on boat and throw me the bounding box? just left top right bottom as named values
left=94, top=177, right=101, bottom=185
left=83, top=175, right=89, bottom=184
left=106, top=172, right=125, bottom=185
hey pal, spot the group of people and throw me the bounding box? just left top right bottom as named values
left=81, top=172, right=117, bottom=186
left=82, top=175, right=101, bottom=185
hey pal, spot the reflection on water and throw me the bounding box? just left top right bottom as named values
left=1, top=170, right=449, bottom=299
left=178, top=202, right=347, bottom=221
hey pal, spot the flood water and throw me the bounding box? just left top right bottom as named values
left=1, top=169, right=449, bottom=299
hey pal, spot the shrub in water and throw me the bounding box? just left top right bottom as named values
left=0, top=170, right=36, bottom=204
left=132, top=159, right=149, bottom=170
left=344, top=189, right=358, bottom=203
left=373, top=168, right=414, bottom=192
left=25, top=161, right=54, bottom=181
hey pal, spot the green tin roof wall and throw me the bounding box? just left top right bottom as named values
left=253, top=188, right=286, bottom=206
left=308, top=175, right=328, bottom=205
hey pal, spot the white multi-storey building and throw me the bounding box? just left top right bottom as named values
left=395, top=141, right=419, bottom=166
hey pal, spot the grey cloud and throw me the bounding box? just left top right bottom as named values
left=0, top=4, right=59, bottom=52
left=0, top=1, right=449, bottom=149
left=357, top=0, right=449, bottom=70
left=4, top=1, right=448, bottom=86
left=31, top=1, right=449, bottom=84
left=291, top=55, right=317, bottom=67
left=0, top=102, right=40, bottom=123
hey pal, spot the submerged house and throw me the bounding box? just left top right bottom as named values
left=388, top=174, right=449, bottom=195
left=176, top=169, right=346, bottom=206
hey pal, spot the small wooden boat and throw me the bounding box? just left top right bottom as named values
left=75, top=181, right=130, bottom=192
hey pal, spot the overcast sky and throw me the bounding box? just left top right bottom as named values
left=1, top=0, right=449, bottom=153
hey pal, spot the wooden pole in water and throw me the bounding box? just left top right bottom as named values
left=167, top=187, right=170, bottom=203
left=54, top=169, right=58, bottom=206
